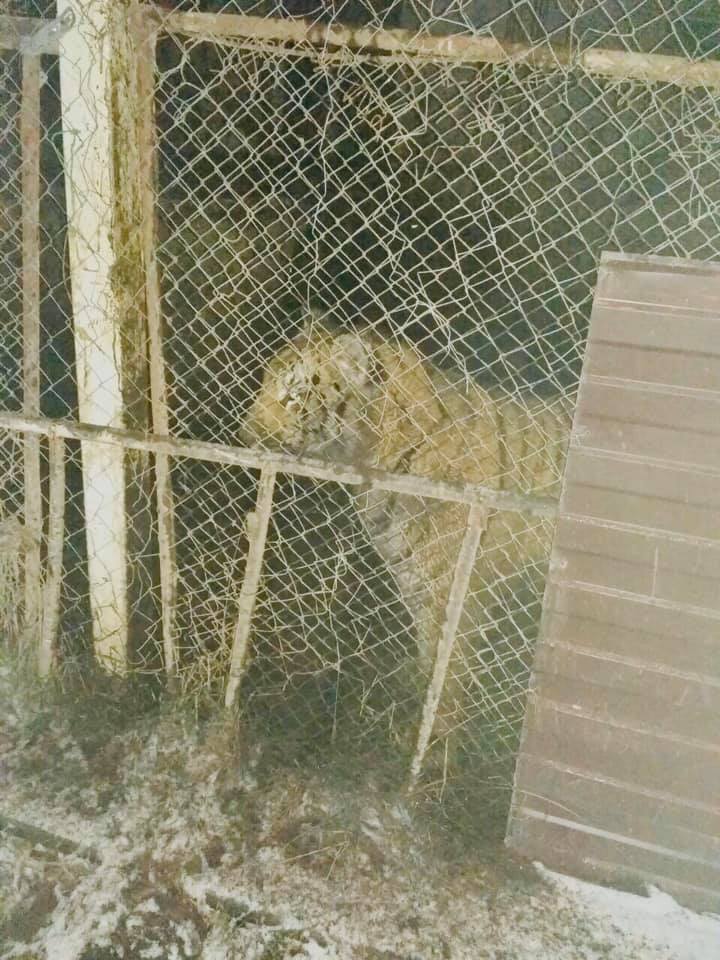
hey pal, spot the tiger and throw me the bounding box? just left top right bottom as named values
left=241, top=313, right=573, bottom=764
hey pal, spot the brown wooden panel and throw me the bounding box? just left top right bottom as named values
left=513, top=755, right=720, bottom=864
left=508, top=816, right=720, bottom=911
left=509, top=254, right=720, bottom=912
left=596, top=255, right=720, bottom=315
left=521, top=697, right=720, bottom=808
left=543, top=608, right=720, bottom=680
left=590, top=306, right=720, bottom=355
left=584, top=341, right=720, bottom=392
left=532, top=657, right=720, bottom=743
left=577, top=380, right=720, bottom=433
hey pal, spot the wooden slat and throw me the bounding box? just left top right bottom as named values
left=574, top=415, right=720, bottom=471
left=545, top=584, right=720, bottom=678
left=584, top=341, right=720, bottom=392
left=225, top=468, right=277, bottom=710
left=513, top=755, right=720, bottom=864
left=150, top=6, right=720, bottom=92
left=410, top=503, right=488, bottom=785
left=554, top=517, right=720, bottom=566
left=596, top=255, right=720, bottom=314
left=589, top=307, right=720, bottom=354
left=562, top=450, right=720, bottom=542
left=577, top=380, right=720, bottom=432
left=554, top=547, right=655, bottom=597
left=532, top=662, right=720, bottom=743
left=574, top=861, right=720, bottom=915
left=0, top=412, right=558, bottom=517
left=552, top=520, right=720, bottom=611
left=38, top=436, right=65, bottom=675
left=562, top=486, right=720, bottom=542
left=565, top=451, right=720, bottom=507
left=520, top=698, right=720, bottom=808
left=509, top=816, right=720, bottom=911
left=132, top=8, right=178, bottom=679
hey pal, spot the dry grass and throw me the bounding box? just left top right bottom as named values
left=0, top=512, right=25, bottom=647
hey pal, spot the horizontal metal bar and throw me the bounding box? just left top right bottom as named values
left=147, top=7, right=720, bottom=90
left=0, top=412, right=559, bottom=517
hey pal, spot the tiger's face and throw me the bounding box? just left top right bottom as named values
left=242, top=318, right=376, bottom=459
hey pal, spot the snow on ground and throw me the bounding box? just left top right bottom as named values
left=542, top=869, right=720, bottom=960
left=1, top=662, right=719, bottom=960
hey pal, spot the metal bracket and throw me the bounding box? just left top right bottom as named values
left=15, top=9, right=74, bottom=56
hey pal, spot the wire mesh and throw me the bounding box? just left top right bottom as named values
left=0, top=51, right=23, bottom=399
left=2, top=1, right=720, bottom=823
left=0, top=49, right=27, bottom=648
left=152, top=17, right=720, bottom=802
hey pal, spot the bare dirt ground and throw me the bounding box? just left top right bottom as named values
left=0, top=660, right=716, bottom=960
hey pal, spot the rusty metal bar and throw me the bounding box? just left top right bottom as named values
left=133, top=9, right=179, bottom=679
left=224, top=467, right=277, bottom=709
left=147, top=7, right=720, bottom=90
left=0, top=413, right=560, bottom=518
left=409, top=504, right=488, bottom=787
left=39, top=435, right=65, bottom=675
left=20, top=50, right=42, bottom=654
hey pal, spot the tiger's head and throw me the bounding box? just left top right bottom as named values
left=242, top=314, right=378, bottom=459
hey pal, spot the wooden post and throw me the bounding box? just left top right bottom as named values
left=225, top=468, right=276, bottom=710
left=39, top=435, right=65, bottom=675
left=20, top=50, right=42, bottom=653
left=56, top=0, right=155, bottom=672
left=134, top=9, right=178, bottom=679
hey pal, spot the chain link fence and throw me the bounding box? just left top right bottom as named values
left=0, top=45, right=25, bottom=622
left=2, top=0, right=720, bottom=827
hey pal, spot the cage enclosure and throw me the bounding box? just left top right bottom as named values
left=1, top=0, right=719, bottom=840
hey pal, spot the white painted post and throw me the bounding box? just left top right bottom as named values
left=56, top=0, right=136, bottom=671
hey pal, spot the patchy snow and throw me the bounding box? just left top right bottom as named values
left=541, top=867, right=720, bottom=960
left=2, top=663, right=719, bottom=960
